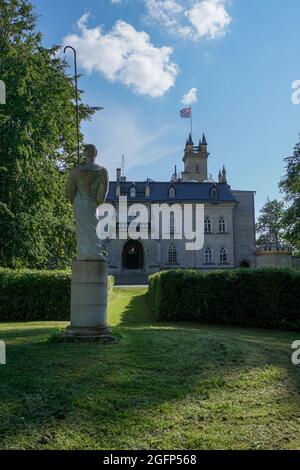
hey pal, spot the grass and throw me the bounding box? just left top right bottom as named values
left=0, top=287, right=299, bottom=450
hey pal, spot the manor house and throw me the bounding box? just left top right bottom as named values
left=104, top=134, right=256, bottom=284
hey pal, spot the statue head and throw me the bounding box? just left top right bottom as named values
left=83, top=144, right=98, bottom=163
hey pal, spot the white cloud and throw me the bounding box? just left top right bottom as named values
left=181, top=87, right=197, bottom=105
left=63, top=13, right=179, bottom=97
left=145, top=0, right=193, bottom=38
left=111, top=0, right=122, bottom=3
left=185, top=0, right=231, bottom=40
left=145, top=0, right=231, bottom=41
left=83, top=108, right=179, bottom=175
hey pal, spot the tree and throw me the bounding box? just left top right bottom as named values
left=279, top=136, right=300, bottom=253
left=0, top=0, right=97, bottom=268
left=256, top=198, right=285, bottom=245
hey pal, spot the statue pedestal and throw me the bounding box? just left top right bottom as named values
left=64, top=259, right=112, bottom=340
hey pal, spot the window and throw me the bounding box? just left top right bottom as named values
left=145, top=185, right=150, bottom=198
left=219, top=216, right=226, bottom=233
left=196, top=164, right=200, bottom=173
left=168, top=244, right=177, bottom=263
left=170, top=212, right=175, bottom=235
left=211, top=188, right=218, bottom=200
left=204, top=216, right=211, bottom=233
left=205, top=248, right=212, bottom=264
left=169, top=187, right=175, bottom=198
left=130, top=187, right=136, bottom=198
left=219, top=248, right=227, bottom=264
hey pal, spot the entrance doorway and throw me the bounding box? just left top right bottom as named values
left=122, top=240, right=144, bottom=270
left=239, top=260, right=251, bottom=268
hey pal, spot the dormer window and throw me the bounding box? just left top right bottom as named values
left=211, top=187, right=218, bottom=200
left=130, top=186, right=136, bottom=198
left=145, top=185, right=150, bottom=198
left=169, top=187, right=176, bottom=198
left=116, top=183, right=121, bottom=197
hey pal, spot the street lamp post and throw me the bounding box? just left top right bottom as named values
left=64, top=46, right=81, bottom=165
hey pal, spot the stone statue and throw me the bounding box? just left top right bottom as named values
left=66, top=144, right=109, bottom=261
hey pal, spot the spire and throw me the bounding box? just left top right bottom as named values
left=222, top=165, right=227, bottom=183
left=202, top=133, right=207, bottom=145
left=187, top=133, right=194, bottom=146
left=218, top=170, right=222, bottom=183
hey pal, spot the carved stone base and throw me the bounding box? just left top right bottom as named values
left=63, top=326, right=117, bottom=343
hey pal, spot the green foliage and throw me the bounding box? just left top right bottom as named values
left=0, top=288, right=299, bottom=450
left=256, top=198, right=285, bottom=244
left=0, top=268, right=114, bottom=321
left=149, top=268, right=300, bottom=330
left=279, top=136, right=300, bottom=253
left=0, top=0, right=97, bottom=268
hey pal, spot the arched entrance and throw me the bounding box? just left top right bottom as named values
left=122, top=240, right=144, bottom=270
left=239, top=260, right=251, bottom=268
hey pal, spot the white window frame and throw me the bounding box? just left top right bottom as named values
left=219, top=216, right=226, bottom=233
left=204, top=216, right=211, bottom=233
left=168, top=244, right=177, bottom=263
left=219, top=248, right=228, bottom=264
left=205, top=248, right=212, bottom=264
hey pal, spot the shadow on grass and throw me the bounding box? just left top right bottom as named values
left=0, top=289, right=299, bottom=449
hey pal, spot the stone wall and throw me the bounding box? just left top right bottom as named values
left=232, top=191, right=256, bottom=267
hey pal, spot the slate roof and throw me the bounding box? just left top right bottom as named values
left=107, top=181, right=237, bottom=203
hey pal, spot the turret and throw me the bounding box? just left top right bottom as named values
left=218, top=166, right=227, bottom=183
left=182, top=133, right=209, bottom=182
left=222, top=165, right=227, bottom=183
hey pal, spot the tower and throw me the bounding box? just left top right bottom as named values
left=181, top=133, right=209, bottom=182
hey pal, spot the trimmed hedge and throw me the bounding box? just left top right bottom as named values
left=0, top=268, right=114, bottom=322
left=148, top=268, right=300, bottom=331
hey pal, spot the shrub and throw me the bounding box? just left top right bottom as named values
left=0, top=268, right=114, bottom=322
left=148, top=268, right=300, bottom=331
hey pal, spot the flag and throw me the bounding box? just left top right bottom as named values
left=180, top=107, right=191, bottom=118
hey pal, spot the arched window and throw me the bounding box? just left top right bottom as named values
left=170, top=212, right=175, bottom=235
left=211, top=187, right=218, bottom=200
left=204, top=216, right=211, bottom=233
left=168, top=244, right=177, bottom=263
left=130, top=187, right=136, bottom=198
left=220, top=248, right=227, bottom=264
left=205, top=248, right=212, bottom=264
left=196, top=164, right=200, bottom=173
left=219, top=216, right=226, bottom=233
left=169, top=187, right=175, bottom=198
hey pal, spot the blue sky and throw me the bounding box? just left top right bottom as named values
left=32, top=0, right=300, bottom=215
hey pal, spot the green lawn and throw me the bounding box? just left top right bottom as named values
left=0, top=287, right=299, bottom=450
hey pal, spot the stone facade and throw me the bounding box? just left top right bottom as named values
left=104, top=134, right=256, bottom=283
left=256, top=243, right=293, bottom=268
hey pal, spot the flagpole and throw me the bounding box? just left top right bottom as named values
left=190, top=106, right=193, bottom=138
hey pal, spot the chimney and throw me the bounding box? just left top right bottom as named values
left=116, top=168, right=121, bottom=181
